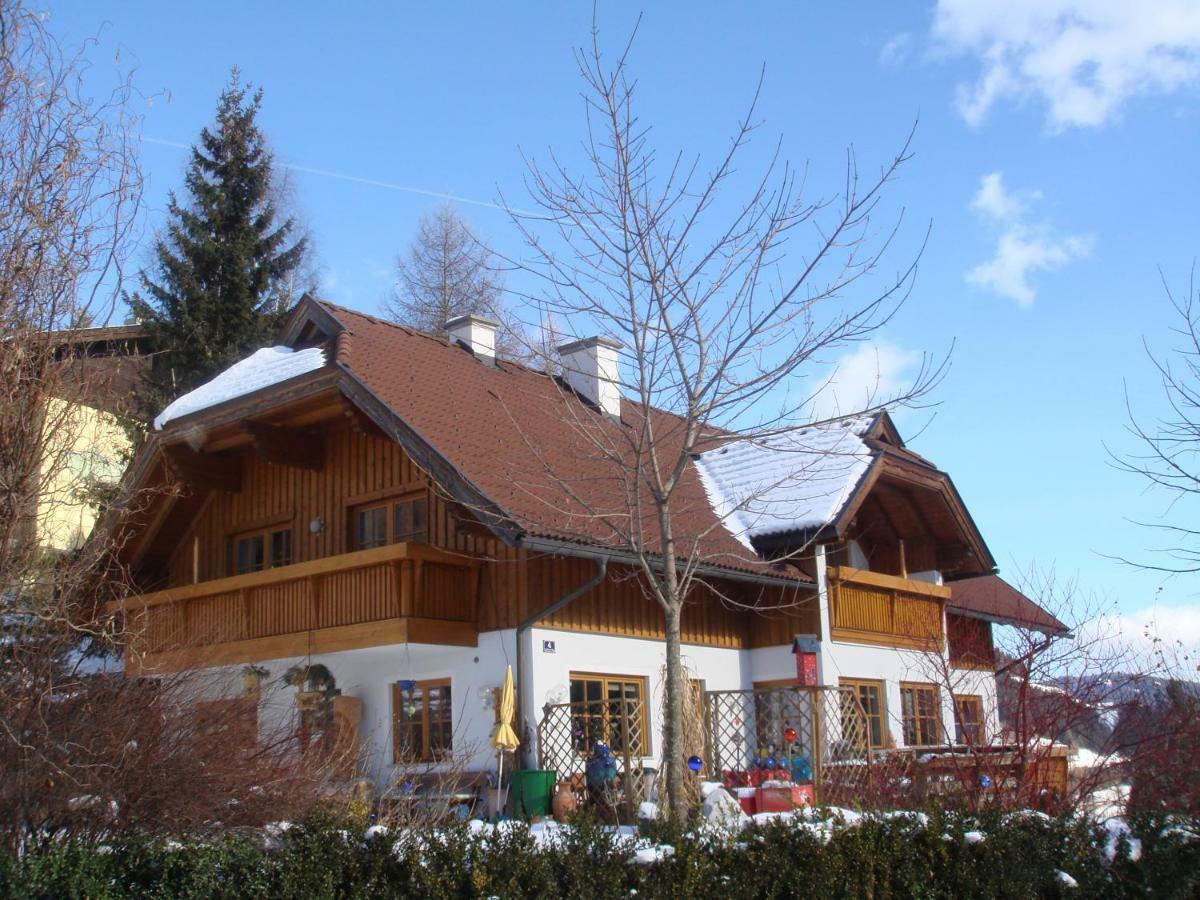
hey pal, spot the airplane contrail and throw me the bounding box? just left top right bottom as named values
left=144, top=136, right=537, bottom=216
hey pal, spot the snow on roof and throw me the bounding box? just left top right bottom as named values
left=153, top=345, right=326, bottom=430
left=694, top=417, right=874, bottom=547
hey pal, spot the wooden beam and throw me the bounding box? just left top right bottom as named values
left=827, top=565, right=951, bottom=599
left=243, top=421, right=324, bottom=470
left=162, top=444, right=241, bottom=493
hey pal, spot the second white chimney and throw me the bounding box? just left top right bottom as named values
left=556, top=336, right=622, bottom=417
left=445, top=314, right=498, bottom=363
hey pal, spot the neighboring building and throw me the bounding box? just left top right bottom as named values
left=39, top=326, right=149, bottom=552
left=107, top=297, right=1065, bottom=792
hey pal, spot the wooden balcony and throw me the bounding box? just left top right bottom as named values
left=115, top=543, right=480, bottom=673
left=827, top=566, right=949, bottom=650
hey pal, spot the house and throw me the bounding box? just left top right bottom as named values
left=39, top=325, right=149, bottom=553
left=106, top=296, right=1066, bottom=796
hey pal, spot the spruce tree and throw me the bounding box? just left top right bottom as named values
left=129, top=69, right=308, bottom=421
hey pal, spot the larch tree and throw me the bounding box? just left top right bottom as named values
left=505, top=24, right=940, bottom=822
left=127, top=69, right=310, bottom=421
left=384, top=202, right=527, bottom=358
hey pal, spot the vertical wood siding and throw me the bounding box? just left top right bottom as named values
left=156, top=424, right=790, bottom=648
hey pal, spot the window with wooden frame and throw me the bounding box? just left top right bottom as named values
left=353, top=493, right=429, bottom=550
left=569, top=673, right=649, bottom=757
left=953, top=694, right=984, bottom=746
left=839, top=678, right=886, bottom=750
left=392, top=679, right=452, bottom=762
left=900, top=682, right=942, bottom=747
left=195, top=697, right=258, bottom=753
left=229, top=524, right=292, bottom=576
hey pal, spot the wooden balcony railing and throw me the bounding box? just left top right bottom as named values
left=115, top=543, right=480, bottom=672
left=827, top=566, right=948, bottom=650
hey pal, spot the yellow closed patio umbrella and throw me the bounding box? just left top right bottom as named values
left=491, top=665, right=520, bottom=816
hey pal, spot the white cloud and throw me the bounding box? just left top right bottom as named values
left=933, top=0, right=1200, bottom=129
left=879, top=32, right=912, bottom=66
left=1077, top=604, right=1200, bottom=672
left=813, top=342, right=921, bottom=420
left=966, top=171, right=1093, bottom=307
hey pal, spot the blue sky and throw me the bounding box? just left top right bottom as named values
left=53, top=1, right=1200, bottom=644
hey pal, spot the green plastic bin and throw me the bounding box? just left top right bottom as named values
left=506, top=769, right=556, bottom=819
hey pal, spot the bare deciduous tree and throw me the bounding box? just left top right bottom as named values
left=910, top=570, right=1193, bottom=815
left=503, top=21, right=941, bottom=821
left=385, top=201, right=527, bottom=358
left=0, top=1, right=346, bottom=847
left=1111, top=269, right=1200, bottom=574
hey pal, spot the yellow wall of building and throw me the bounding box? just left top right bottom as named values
left=37, top=396, right=131, bottom=551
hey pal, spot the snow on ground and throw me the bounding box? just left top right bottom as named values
left=1069, top=746, right=1125, bottom=770
left=1083, top=783, right=1130, bottom=822
left=1102, top=819, right=1143, bottom=862
left=154, top=346, right=326, bottom=430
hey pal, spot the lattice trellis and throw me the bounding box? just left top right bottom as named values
left=703, top=685, right=874, bottom=805
left=536, top=698, right=649, bottom=819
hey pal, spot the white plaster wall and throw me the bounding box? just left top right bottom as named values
left=525, top=627, right=749, bottom=768
left=232, top=630, right=520, bottom=789
left=945, top=665, right=1002, bottom=742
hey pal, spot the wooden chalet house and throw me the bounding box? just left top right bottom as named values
left=108, top=297, right=1066, bottom=790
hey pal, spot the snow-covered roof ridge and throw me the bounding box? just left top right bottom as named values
left=693, top=415, right=876, bottom=545
left=153, top=345, right=327, bottom=430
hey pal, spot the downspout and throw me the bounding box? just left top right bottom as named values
left=515, top=556, right=607, bottom=768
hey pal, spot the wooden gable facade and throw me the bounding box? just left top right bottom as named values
left=117, top=391, right=818, bottom=673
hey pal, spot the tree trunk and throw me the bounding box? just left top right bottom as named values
left=663, top=600, right=687, bottom=823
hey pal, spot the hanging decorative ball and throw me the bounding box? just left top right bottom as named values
left=766, top=756, right=778, bottom=769
left=979, top=774, right=992, bottom=789
left=783, top=726, right=798, bottom=744
left=687, top=755, right=703, bottom=773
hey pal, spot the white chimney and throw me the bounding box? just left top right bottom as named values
left=556, top=336, right=622, bottom=417
left=445, top=314, right=498, bottom=363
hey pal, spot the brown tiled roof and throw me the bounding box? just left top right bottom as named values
left=314, top=301, right=803, bottom=583
left=949, top=574, right=1069, bottom=635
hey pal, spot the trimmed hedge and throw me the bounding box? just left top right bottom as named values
left=2, top=808, right=1197, bottom=899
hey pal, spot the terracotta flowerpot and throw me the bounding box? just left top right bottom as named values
left=551, top=781, right=576, bottom=822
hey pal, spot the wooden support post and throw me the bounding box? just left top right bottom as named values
left=390, top=561, right=404, bottom=618
left=399, top=561, right=413, bottom=618
left=811, top=687, right=823, bottom=805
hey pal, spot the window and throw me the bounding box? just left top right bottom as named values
left=954, top=694, right=984, bottom=746
left=840, top=678, right=886, bottom=750
left=357, top=506, right=389, bottom=550
left=355, top=494, right=429, bottom=549
left=900, top=682, right=942, bottom=747
left=394, top=496, right=428, bottom=543
left=231, top=525, right=292, bottom=575
left=392, top=679, right=452, bottom=761
left=569, top=673, right=649, bottom=757
left=195, top=697, right=258, bottom=754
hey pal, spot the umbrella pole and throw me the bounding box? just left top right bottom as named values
left=496, top=750, right=505, bottom=820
